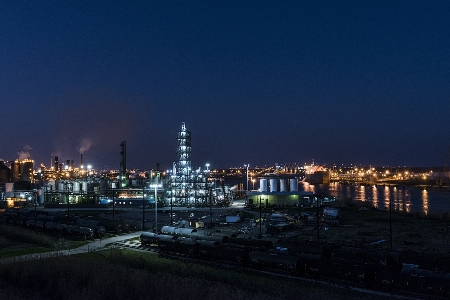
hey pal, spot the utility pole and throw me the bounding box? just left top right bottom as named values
left=390, top=197, right=393, bottom=251
left=259, top=196, right=262, bottom=238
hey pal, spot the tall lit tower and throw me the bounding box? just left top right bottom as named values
left=177, top=122, right=191, bottom=177
left=167, top=122, right=212, bottom=206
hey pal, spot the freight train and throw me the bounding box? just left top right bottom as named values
left=0, top=208, right=139, bottom=239
left=140, top=230, right=450, bottom=298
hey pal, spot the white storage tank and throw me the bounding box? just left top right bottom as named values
left=280, top=179, right=286, bottom=192
left=269, top=178, right=278, bottom=192
left=289, top=178, right=298, bottom=192
left=81, top=181, right=88, bottom=193
left=58, top=181, right=65, bottom=192
left=73, top=181, right=80, bottom=193
left=5, top=182, right=13, bottom=198
left=260, top=179, right=268, bottom=192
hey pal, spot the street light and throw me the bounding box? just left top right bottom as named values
left=258, top=196, right=263, bottom=238
left=150, top=183, right=162, bottom=233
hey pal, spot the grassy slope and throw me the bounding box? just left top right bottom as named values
left=0, top=249, right=386, bottom=300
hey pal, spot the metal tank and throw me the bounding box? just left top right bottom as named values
left=73, top=181, right=80, bottom=193
left=10, top=161, right=20, bottom=182
left=81, top=181, right=88, bottom=193
left=0, top=161, right=11, bottom=183
left=18, top=160, right=34, bottom=181
left=260, top=179, right=268, bottom=192
left=290, top=178, right=298, bottom=192
left=280, top=179, right=286, bottom=192
left=269, top=178, right=278, bottom=192
left=5, top=182, right=14, bottom=198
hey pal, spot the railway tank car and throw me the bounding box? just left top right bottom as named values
left=137, top=230, right=450, bottom=297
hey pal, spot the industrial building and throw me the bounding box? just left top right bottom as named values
left=0, top=122, right=235, bottom=209
left=246, top=178, right=313, bottom=208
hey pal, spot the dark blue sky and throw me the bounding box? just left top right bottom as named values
left=1, top=1, right=449, bottom=170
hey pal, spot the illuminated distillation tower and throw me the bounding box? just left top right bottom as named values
left=170, top=122, right=191, bottom=205
left=168, top=122, right=209, bottom=206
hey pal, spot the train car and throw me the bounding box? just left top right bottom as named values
left=399, top=251, right=450, bottom=272
left=161, top=226, right=196, bottom=237
left=325, top=257, right=367, bottom=282
left=160, top=226, right=177, bottom=235
left=228, top=237, right=273, bottom=250
left=140, top=232, right=159, bottom=245
left=300, top=253, right=326, bottom=276
left=249, top=251, right=303, bottom=271
left=394, top=266, right=450, bottom=296
left=176, top=238, right=200, bottom=256
left=215, top=244, right=250, bottom=265
left=190, top=231, right=229, bottom=243
left=174, top=228, right=196, bottom=237
left=332, top=246, right=400, bottom=269
left=195, top=240, right=220, bottom=259
left=98, top=220, right=124, bottom=234
left=274, top=240, right=337, bottom=259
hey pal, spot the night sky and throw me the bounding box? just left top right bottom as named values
left=1, top=1, right=449, bottom=170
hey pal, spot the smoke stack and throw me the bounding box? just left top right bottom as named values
left=80, top=153, right=83, bottom=167
left=55, top=156, right=59, bottom=171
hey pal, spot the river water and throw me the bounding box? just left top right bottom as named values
left=298, top=182, right=450, bottom=215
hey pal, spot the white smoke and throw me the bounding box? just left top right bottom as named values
left=79, top=138, right=93, bottom=154
left=17, top=145, right=32, bottom=160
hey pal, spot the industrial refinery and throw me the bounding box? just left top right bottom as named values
left=1, top=122, right=448, bottom=211
left=0, top=123, right=240, bottom=209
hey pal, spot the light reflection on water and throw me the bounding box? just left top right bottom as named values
left=383, top=186, right=390, bottom=211
left=371, top=185, right=378, bottom=209
left=422, top=189, right=429, bottom=215
left=299, top=182, right=450, bottom=215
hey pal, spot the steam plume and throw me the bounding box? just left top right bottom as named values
left=17, top=145, right=32, bottom=160
left=79, top=138, right=93, bottom=154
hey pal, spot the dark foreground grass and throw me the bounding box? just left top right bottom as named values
left=0, top=249, right=386, bottom=300
left=0, top=225, right=55, bottom=248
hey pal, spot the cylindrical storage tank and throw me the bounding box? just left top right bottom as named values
left=73, top=181, right=80, bottom=193
left=20, top=160, right=34, bottom=181
left=269, top=179, right=278, bottom=192
left=290, top=178, right=298, bottom=192
left=5, top=182, right=14, bottom=198
left=260, top=179, right=268, bottom=192
left=0, top=161, right=11, bottom=183
left=81, top=181, right=88, bottom=193
left=10, top=161, right=20, bottom=182
left=38, top=189, right=44, bottom=205
left=280, top=179, right=286, bottom=192
left=58, top=181, right=65, bottom=192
